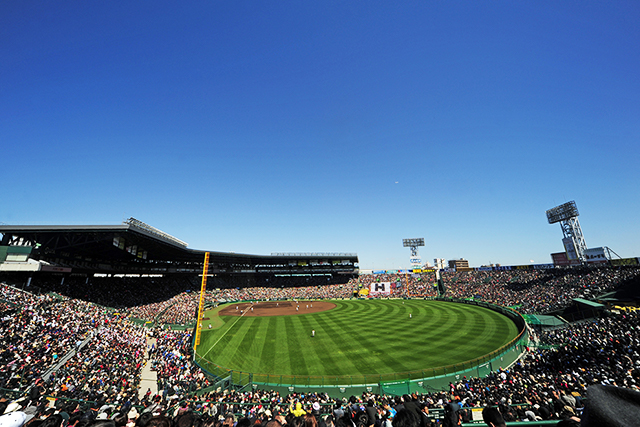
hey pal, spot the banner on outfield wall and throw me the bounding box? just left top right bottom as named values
left=585, top=247, right=608, bottom=264
left=370, top=282, right=391, bottom=294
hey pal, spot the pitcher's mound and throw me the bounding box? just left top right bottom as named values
left=219, top=301, right=336, bottom=317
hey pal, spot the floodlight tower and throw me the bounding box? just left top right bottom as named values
left=546, top=201, right=588, bottom=262
left=403, top=238, right=425, bottom=267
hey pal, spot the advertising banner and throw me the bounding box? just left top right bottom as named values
left=585, top=247, right=608, bottom=264
left=370, top=282, right=391, bottom=294
left=551, top=252, right=580, bottom=266
left=563, top=237, right=578, bottom=260
left=552, top=252, right=570, bottom=266
left=611, top=258, right=639, bottom=266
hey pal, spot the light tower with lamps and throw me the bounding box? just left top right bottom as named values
left=546, top=201, right=588, bottom=262
left=402, top=238, right=424, bottom=268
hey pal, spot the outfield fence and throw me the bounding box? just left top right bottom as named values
left=193, top=298, right=528, bottom=396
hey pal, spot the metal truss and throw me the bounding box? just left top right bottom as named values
left=560, top=216, right=588, bottom=262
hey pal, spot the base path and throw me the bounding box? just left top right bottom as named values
left=218, top=300, right=336, bottom=317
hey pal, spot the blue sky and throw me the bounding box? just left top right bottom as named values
left=2, top=1, right=639, bottom=270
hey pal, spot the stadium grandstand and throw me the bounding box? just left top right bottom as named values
left=2, top=219, right=640, bottom=426
left=0, top=219, right=358, bottom=305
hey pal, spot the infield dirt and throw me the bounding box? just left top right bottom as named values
left=218, top=300, right=335, bottom=317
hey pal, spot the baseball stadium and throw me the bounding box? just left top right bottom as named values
left=2, top=218, right=640, bottom=425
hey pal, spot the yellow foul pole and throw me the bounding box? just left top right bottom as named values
left=194, top=252, right=209, bottom=350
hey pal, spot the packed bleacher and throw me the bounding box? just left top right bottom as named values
left=436, top=267, right=639, bottom=314
left=121, top=266, right=640, bottom=325
left=2, top=265, right=640, bottom=426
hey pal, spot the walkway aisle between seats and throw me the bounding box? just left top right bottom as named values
left=138, top=336, right=158, bottom=400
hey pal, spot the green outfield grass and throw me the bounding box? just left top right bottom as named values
left=196, top=299, right=519, bottom=382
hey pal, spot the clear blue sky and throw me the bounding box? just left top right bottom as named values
left=2, top=1, right=639, bottom=270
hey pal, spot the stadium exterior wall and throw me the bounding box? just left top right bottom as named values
left=192, top=298, right=528, bottom=397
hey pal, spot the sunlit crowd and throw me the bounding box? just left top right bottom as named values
left=2, top=264, right=640, bottom=426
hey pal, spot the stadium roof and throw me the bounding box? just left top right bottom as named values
left=0, top=220, right=358, bottom=275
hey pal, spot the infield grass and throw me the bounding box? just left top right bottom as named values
left=197, top=299, right=519, bottom=380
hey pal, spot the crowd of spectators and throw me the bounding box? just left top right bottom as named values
left=48, top=318, right=147, bottom=404
left=0, top=283, right=215, bottom=407
left=1, top=287, right=95, bottom=390
left=3, top=265, right=640, bottom=426
left=129, top=293, right=199, bottom=327
left=21, top=265, right=636, bottom=326
left=9, top=265, right=639, bottom=324
left=128, top=284, right=358, bottom=326
left=0, top=275, right=202, bottom=309
left=437, top=267, right=640, bottom=314
left=149, top=329, right=211, bottom=398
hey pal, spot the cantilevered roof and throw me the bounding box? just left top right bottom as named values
left=0, top=222, right=358, bottom=274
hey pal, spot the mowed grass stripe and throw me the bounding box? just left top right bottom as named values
left=290, top=315, right=325, bottom=376
left=227, top=317, right=260, bottom=369
left=309, top=317, right=358, bottom=376
left=317, top=305, right=414, bottom=374
left=422, top=304, right=516, bottom=363
left=258, top=317, right=279, bottom=374
left=283, top=316, right=310, bottom=376
left=418, top=304, right=482, bottom=360
left=312, top=311, right=388, bottom=375
left=326, top=307, right=394, bottom=374
left=199, top=300, right=521, bottom=379
left=403, top=303, right=481, bottom=365
left=296, top=314, right=344, bottom=376
left=272, top=317, right=292, bottom=375
left=459, top=305, right=516, bottom=352
left=375, top=300, right=397, bottom=318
